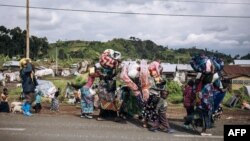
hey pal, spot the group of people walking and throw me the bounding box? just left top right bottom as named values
left=77, top=49, right=175, bottom=133
left=0, top=49, right=226, bottom=136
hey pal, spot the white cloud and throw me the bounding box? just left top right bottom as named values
left=243, top=41, right=250, bottom=45
left=203, top=25, right=228, bottom=32
left=0, top=0, right=249, bottom=56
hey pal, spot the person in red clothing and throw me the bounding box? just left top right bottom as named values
left=183, top=79, right=195, bottom=116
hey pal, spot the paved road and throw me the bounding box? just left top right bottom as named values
left=0, top=113, right=224, bottom=141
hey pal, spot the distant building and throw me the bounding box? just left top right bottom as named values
left=176, top=64, right=194, bottom=83
left=161, top=63, right=176, bottom=80
left=161, top=63, right=196, bottom=83
left=2, top=61, right=20, bottom=72
left=234, top=60, right=250, bottom=66
left=223, top=65, right=250, bottom=90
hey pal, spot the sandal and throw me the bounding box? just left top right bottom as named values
left=143, top=124, right=148, bottom=128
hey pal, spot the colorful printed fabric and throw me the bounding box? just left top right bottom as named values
left=100, top=100, right=118, bottom=111
left=197, top=84, right=214, bottom=111
left=81, top=100, right=94, bottom=113
left=80, top=87, right=94, bottom=105
left=84, top=75, right=96, bottom=88
left=213, top=90, right=225, bottom=112
left=190, top=55, right=224, bottom=73
left=98, top=76, right=118, bottom=111
left=80, top=86, right=94, bottom=113
left=142, top=94, right=159, bottom=122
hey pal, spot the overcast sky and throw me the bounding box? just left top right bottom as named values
left=0, top=0, right=249, bottom=56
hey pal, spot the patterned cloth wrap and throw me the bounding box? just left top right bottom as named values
left=80, top=87, right=94, bottom=113
left=99, top=49, right=121, bottom=69
left=213, top=89, right=225, bottom=112
left=142, top=94, right=159, bottom=122
left=51, top=98, right=59, bottom=111
left=197, top=84, right=214, bottom=111
left=98, top=80, right=118, bottom=111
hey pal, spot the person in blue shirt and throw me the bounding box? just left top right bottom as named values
left=33, top=89, right=42, bottom=113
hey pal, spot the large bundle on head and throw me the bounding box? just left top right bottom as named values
left=75, top=75, right=87, bottom=86
left=190, top=54, right=209, bottom=73
left=190, top=54, right=224, bottom=74
left=99, top=49, right=121, bottom=69
left=148, top=61, right=163, bottom=83
left=127, top=62, right=140, bottom=79
left=209, top=56, right=224, bottom=72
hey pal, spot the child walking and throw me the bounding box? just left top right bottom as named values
left=33, top=90, right=42, bottom=113
left=150, top=90, right=174, bottom=133
left=50, top=88, right=60, bottom=111
left=183, top=80, right=195, bottom=116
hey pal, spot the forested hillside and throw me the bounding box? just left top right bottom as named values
left=0, top=26, right=235, bottom=65
left=49, top=37, right=233, bottom=64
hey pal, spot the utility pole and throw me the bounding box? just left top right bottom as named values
left=56, top=46, right=58, bottom=75
left=26, top=0, right=30, bottom=58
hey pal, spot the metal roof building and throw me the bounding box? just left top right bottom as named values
left=161, top=63, right=176, bottom=73
left=234, top=60, right=250, bottom=66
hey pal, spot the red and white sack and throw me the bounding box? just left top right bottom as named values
left=140, top=60, right=150, bottom=101
left=99, top=49, right=121, bottom=69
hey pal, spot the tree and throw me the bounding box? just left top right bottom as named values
left=234, top=54, right=240, bottom=59
left=58, top=48, right=67, bottom=60
left=0, top=26, right=49, bottom=59
left=241, top=53, right=250, bottom=59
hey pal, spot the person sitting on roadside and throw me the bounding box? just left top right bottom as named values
left=0, top=88, right=10, bottom=113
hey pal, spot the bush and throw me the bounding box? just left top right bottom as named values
left=166, top=81, right=183, bottom=104
left=223, top=87, right=250, bottom=108
left=222, top=91, right=232, bottom=106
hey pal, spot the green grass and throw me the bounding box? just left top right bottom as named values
left=8, top=87, right=22, bottom=101
left=45, top=76, right=75, bottom=102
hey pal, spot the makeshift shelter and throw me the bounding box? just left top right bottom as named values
left=244, top=85, right=250, bottom=97
left=36, top=80, right=57, bottom=98
left=0, top=72, right=5, bottom=86
left=35, top=67, right=55, bottom=77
